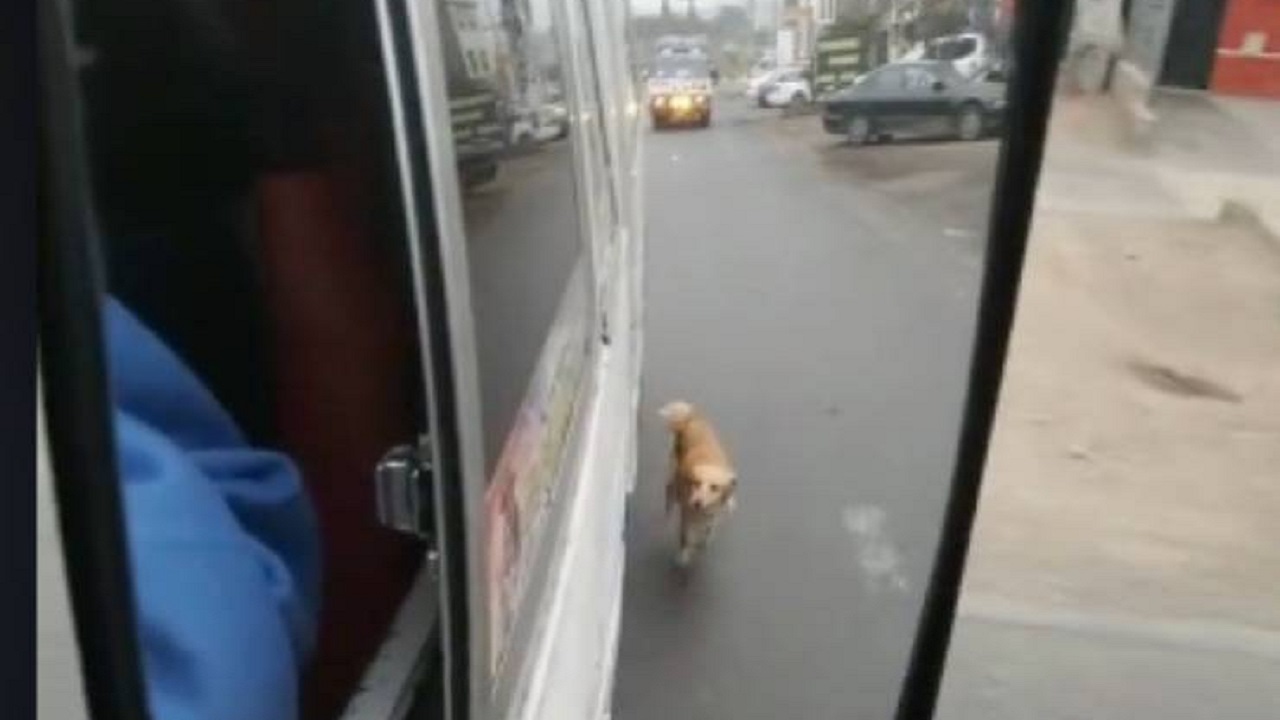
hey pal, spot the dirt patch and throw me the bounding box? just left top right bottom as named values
left=963, top=208, right=1280, bottom=632
left=1125, top=359, right=1243, bottom=403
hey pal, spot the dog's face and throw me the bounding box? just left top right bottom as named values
left=688, top=464, right=736, bottom=512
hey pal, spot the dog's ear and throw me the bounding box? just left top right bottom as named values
left=658, top=400, right=695, bottom=428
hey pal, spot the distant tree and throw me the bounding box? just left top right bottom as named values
left=712, top=4, right=754, bottom=38
left=916, top=0, right=971, bottom=38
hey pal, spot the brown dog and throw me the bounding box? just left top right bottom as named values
left=659, top=401, right=738, bottom=567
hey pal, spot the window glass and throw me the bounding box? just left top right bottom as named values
left=562, top=0, right=617, bottom=288
left=904, top=66, right=939, bottom=89
left=653, top=55, right=710, bottom=79
left=929, top=36, right=978, bottom=61
left=617, top=7, right=1015, bottom=720
left=871, top=66, right=905, bottom=89
left=434, top=0, right=593, bottom=479
left=430, top=0, right=596, bottom=686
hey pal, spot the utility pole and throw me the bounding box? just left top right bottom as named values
left=888, top=0, right=898, bottom=60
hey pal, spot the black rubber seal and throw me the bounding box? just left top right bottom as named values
left=37, top=0, right=151, bottom=716
left=894, top=2, right=1073, bottom=718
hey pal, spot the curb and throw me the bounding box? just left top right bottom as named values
left=1218, top=199, right=1280, bottom=251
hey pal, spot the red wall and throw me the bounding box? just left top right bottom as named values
left=1212, top=0, right=1280, bottom=98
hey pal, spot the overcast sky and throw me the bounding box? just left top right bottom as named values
left=629, top=0, right=757, bottom=17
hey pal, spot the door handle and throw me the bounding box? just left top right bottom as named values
left=374, top=436, right=435, bottom=540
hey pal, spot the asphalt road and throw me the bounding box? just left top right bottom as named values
left=613, top=97, right=999, bottom=719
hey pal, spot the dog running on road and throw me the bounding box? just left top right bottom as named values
left=659, top=400, right=738, bottom=567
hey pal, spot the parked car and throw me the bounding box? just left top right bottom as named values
left=508, top=105, right=566, bottom=148
left=744, top=61, right=777, bottom=99
left=820, top=60, right=1007, bottom=145
left=745, top=67, right=775, bottom=101
left=758, top=68, right=813, bottom=108
left=544, top=102, right=570, bottom=139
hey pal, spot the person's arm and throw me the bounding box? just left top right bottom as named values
left=105, top=298, right=320, bottom=720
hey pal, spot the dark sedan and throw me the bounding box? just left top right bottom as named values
left=821, top=61, right=1007, bottom=145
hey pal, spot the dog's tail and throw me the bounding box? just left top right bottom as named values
left=658, top=400, right=696, bottom=430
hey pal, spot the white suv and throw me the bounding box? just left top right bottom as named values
left=744, top=66, right=775, bottom=101
left=903, top=32, right=991, bottom=80
left=759, top=69, right=812, bottom=108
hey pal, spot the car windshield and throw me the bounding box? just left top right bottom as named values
left=904, top=66, right=941, bottom=89
left=653, top=56, right=710, bottom=79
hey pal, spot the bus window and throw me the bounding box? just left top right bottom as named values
left=416, top=0, right=600, bottom=694
left=429, top=0, right=594, bottom=481
left=570, top=0, right=623, bottom=280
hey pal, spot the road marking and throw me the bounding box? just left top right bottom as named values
left=944, top=227, right=978, bottom=239
left=841, top=504, right=909, bottom=593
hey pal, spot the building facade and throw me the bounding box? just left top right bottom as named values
left=1211, top=0, right=1280, bottom=99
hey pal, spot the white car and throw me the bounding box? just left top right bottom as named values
left=744, top=67, right=776, bottom=101
left=509, top=105, right=568, bottom=148
left=744, top=58, right=776, bottom=95
left=759, top=68, right=812, bottom=108
left=903, top=32, right=992, bottom=80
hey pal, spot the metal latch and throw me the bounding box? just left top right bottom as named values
left=374, top=437, right=435, bottom=539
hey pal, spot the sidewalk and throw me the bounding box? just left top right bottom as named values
left=1036, top=92, right=1280, bottom=236
left=939, top=93, right=1280, bottom=719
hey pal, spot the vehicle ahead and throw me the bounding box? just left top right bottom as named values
left=647, top=52, right=714, bottom=129
left=902, top=32, right=993, bottom=80
left=757, top=67, right=813, bottom=108
left=820, top=61, right=1007, bottom=145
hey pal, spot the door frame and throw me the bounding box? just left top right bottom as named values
left=37, top=0, right=152, bottom=716
left=373, top=0, right=491, bottom=716
left=375, top=0, right=615, bottom=717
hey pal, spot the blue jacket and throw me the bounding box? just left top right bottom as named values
left=105, top=298, right=321, bottom=720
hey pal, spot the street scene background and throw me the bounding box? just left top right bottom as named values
left=613, top=1, right=1280, bottom=718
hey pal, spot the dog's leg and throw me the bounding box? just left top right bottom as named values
left=705, top=513, right=721, bottom=543
left=665, top=447, right=680, bottom=516
left=675, top=512, right=695, bottom=567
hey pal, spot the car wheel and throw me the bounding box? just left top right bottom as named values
left=790, top=91, right=806, bottom=108
left=956, top=104, right=984, bottom=141
left=700, top=113, right=711, bottom=128
left=845, top=114, right=871, bottom=146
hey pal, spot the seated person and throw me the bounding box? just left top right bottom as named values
left=104, top=296, right=321, bottom=720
